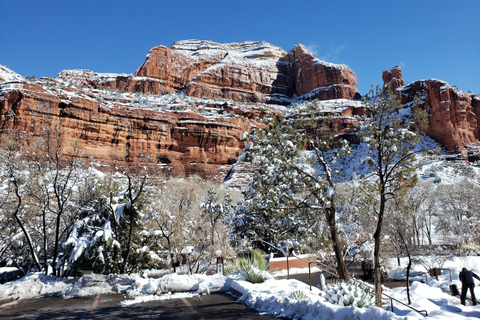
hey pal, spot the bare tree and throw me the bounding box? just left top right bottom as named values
left=436, top=179, right=480, bottom=246
left=0, top=130, right=41, bottom=270
left=146, top=176, right=234, bottom=274
left=26, top=126, right=85, bottom=276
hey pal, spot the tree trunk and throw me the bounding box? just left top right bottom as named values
left=120, top=205, right=135, bottom=274
left=12, top=179, right=42, bottom=271
left=51, top=212, right=62, bottom=277
left=373, top=234, right=383, bottom=307
left=326, top=207, right=349, bottom=280
left=42, top=207, right=48, bottom=274
left=373, top=192, right=386, bottom=307
left=406, top=255, right=412, bottom=305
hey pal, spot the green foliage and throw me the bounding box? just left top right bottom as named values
left=226, top=250, right=274, bottom=283
left=289, top=290, right=309, bottom=300
left=233, top=103, right=352, bottom=281
left=360, top=84, right=428, bottom=306
left=324, top=280, right=374, bottom=308
left=234, top=104, right=352, bottom=253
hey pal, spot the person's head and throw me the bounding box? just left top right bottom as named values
left=462, top=267, right=467, bottom=272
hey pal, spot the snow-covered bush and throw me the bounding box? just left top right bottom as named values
left=324, top=280, right=374, bottom=308
left=227, top=251, right=274, bottom=283
left=289, top=290, right=308, bottom=300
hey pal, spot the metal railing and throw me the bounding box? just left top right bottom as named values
left=283, top=255, right=428, bottom=317
left=285, top=255, right=323, bottom=291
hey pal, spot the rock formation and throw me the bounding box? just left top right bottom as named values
left=382, top=65, right=404, bottom=92
left=56, top=41, right=360, bottom=106
left=133, top=40, right=360, bottom=104
left=290, top=44, right=360, bottom=101
left=383, top=66, right=480, bottom=155
left=0, top=79, right=263, bottom=181
left=2, top=45, right=479, bottom=183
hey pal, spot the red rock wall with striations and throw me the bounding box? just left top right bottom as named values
left=131, top=41, right=359, bottom=104
left=290, top=44, right=359, bottom=101
left=0, top=82, right=258, bottom=181
left=383, top=66, right=480, bottom=153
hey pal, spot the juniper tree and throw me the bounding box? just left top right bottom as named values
left=359, top=84, right=428, bottom=306
left=234, top=103, right=352, bottom=280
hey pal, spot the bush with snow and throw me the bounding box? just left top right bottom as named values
left=324, top=280, right=374, bottom=308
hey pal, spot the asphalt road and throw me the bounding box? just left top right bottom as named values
left=0, top=293, right=277, bottom=320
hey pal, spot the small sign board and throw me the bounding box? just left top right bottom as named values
left=216, top=257, right=224, bottom=275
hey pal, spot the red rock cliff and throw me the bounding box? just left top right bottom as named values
left=383, top=66, right=480, bottom=154
left=0, top=80, right=262, bottom=181
left=133, top=40, right=360, bottom=104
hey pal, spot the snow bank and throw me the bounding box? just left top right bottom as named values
left=158, top=273, right=230, bottom=294
left=0, top=274, right=74, bottom=300
left=232, top=278, right=401, bottom=320
left=0, top=272, right=231, bottom=300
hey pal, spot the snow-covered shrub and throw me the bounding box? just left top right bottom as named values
left=226, top=251, right=274, bottom=284
left=324, top=280, right=374, bottom=308
left=289, top=290, right=308, bottom=300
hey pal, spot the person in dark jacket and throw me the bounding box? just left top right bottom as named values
left=459, top=267, right=480, bottom=305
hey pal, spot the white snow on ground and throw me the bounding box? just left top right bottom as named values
left=1, top=257, right=480, bottom=319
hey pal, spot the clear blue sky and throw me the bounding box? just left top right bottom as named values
left=1, top=0, right=479, bottom=95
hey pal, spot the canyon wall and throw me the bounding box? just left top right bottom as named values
left=383, top=66, right=480, bottom=156
left=0, top=79, right=262, bottom=181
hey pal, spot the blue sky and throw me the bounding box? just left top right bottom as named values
left=1, top=0, right=479, bottom=95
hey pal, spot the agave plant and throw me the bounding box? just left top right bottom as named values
left=324, top=280, right=374, bottom=308
left=226, top=250, right=274, bottom=284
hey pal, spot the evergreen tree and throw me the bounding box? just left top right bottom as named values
left=234, top=103, right=352, bottom=280
left=359, top=84, right=428, bottom=306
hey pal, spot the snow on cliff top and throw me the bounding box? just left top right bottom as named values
left=170, top=40, right=348, bottom=71
left=171, top=39, right=288, bottom=62
left=0, top=65, right=25, bottom=82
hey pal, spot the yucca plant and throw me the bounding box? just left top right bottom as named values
left=324, top=280, right=374, bottom=308
left=226, top=250, right=274, bottom=283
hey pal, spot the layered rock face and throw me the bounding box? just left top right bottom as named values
left=290, top=44, right=360, bottom=101
left=0, top=79, right=262, bottom=181
left=383, top=66, right=480, bottom=154
left=57, top=40, right=360, bottom=105
left=133, top=40, right=359, bottom=104
left=1, top=40, right=364, bottom=181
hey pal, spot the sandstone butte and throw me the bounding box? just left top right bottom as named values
left=0, top=41, right=479, bottom=183
left=0, top=40, right=363, bottom=181
left=383, top=66, right=480, bottom=160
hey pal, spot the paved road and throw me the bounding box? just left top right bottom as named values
left=0, top=293, right=277, bottom=320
